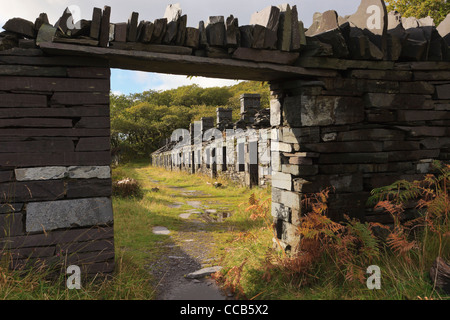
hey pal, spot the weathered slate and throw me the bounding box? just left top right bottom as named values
left=0, top=54, right=106, bottom=68
left=113, top=23, right=127, bottom=42
left=0, top=180, right=65, bottom=203
left=385, top=11, right=407, bottom=61
left=277, top=4, right=292, bottom=51
left=56, top=239, right=114, bottom=255
left=0, top=203, right=23, bottom=214
left=67, top=67, right=110, bottom=79
left=90, top=7, right=103, bottom=40
left=0, top=65, right=67, bottom=77
left=75, top=117, right=110, bottom=128
left=233, top=47, right=299, bottom=65
left=54, top=37, right=99, bottom=46
left=163, top=20, right=178, bottom=44
left=206, top=16, right=226, bottom=47
left=302, top=36, right=334, bottom=57
left=0, top=118, right=72, bottom=128
left=252, top=24, right=266, bottom=49
left=239, top=25, right=254, bottom=48
left=1, top=227, right=113, bottom=249
left=99, top=6, right=111, bottom=47
left=152, top=18, right=167, bottom=44
left=365, top=93, right=429, bottom=109
left=14, top=166, right=110, bottom=181
left=185, top=27, right=199, bottom=48
left=397, top=110, right=450, bottom=122
left=0, top=171, right=13, bottom=183
left=0, top=93, right=47, bottom=107
left=306, top=11, right=350, bottom=58
left=304, top=141, right=382, bottom=153
left=18, top=39, right=37, bottom=49
left=337, top=128, right=405, bottom=141
left=175, top=15, right=187, bottom=46
left=271, top=172, right=293, bottom=191
left=3, top=18, right=36, bottom=39
left=0, top=76, right=109, bottom=92
left=40, top=42, right=339, bottom=81
left=68, top=166, right=110, bottom=179
left=0, top=151, right=111, bottom=167
left=76, top=137, right=111, bottom=151
left=0, top=36, right=18, bottom=51
left=0, top=128, right=110, bottom=138
left=291, top=6, right=303, bottom=51
left=15, top=167, right=67, bottom=181
left=0, top=140, right=74, bottom=153
left=26, top=198, right=113, bottom=233
left=436, top=84, right=450, bottom=99
left=127, top=12, right=139, bottom=42
left=69, top=20, right=91, bottom=38
left=198, top=21, right=208, bottom=48
left=34, top=13, right=49, bottom=32
left=225, top=15, right=240, bottom=48
left=139, top=21, right=154, bottom=43
left=0, top=106, right=109, bottom=119
left=295, top=56, right=394, bottom=70
left=350, top=69, right=412, bottom=81
left=250, top=5, right=281, bottom=49
left=0, top=213, right=23, bottom=237
left=66, top=179, right=112, bottom=198
left=109, top=42, right=192, bottom=55
left=316, top=28, right=350, bottom=58
left=406, top=42, right=430, bottom=62
left=50, top=92, right=110, bottom=105
left=54, top=7, right=73, bottom=35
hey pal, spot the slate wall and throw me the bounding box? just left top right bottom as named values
left=152, top=127, right=272, bottom=188
left=0, top=49, right=114, bottom=276
left=270, top=60, right=450, bottom=251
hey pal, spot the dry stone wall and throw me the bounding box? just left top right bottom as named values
left=0, top=49, right=114, bottom=276
left=270, top=60, right=450, bottom=250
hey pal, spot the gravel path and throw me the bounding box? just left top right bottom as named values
left=147, top=186, right=233, bottom=300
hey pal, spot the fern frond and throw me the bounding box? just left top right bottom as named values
left=386, top=229, right=418, bottom=256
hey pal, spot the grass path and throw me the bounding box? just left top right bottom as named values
left=112, top=161, right=271, bottom=299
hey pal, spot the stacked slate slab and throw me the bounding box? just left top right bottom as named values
left=0, top=48, right=114, bottom=277
left=2, top=1, right=449, bottom=67
left=269, top=58, right=450, bottom=250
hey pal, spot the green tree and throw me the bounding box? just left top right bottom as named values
left=385, top=0, right=450, bottom=25
left=110, top=81, right=271, bottom=162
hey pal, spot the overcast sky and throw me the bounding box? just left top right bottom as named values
left=0, top=0, right=362, bottom=95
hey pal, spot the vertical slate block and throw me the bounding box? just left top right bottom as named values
left=99, top=6, right=111, bottom=47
